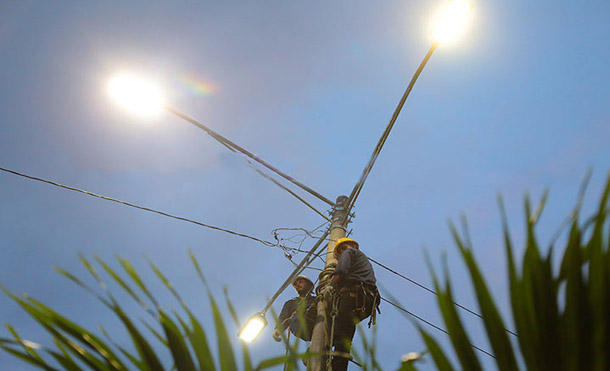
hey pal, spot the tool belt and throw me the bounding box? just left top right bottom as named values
left=338, top=282, right=380, bottom=327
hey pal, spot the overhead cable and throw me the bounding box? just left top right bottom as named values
left=370, top=256, right=518, bottom=338
left=380, top=296, right=496, bottom=360
left=0, top=166, right=277, bottom=248
left=165, top=107, right=335, bottom=207
left=246, top=160, right=331, bottom=222
left=343, top=44, right=438, bottom=219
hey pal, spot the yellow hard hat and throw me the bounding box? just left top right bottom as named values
left=334, top=238, right=359, bottom=255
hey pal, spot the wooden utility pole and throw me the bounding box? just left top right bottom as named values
left=308, top=195, right=348, bottom=370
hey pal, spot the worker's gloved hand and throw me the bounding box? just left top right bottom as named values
left=272, top=329, right=282, bottom=342
left=319, top=284, right=335, bottom=301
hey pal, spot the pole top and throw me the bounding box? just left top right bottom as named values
left=336, top=195, right=348, bottom=204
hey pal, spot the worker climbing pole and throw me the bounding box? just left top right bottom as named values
left=309, top=196, right=380, bottom=371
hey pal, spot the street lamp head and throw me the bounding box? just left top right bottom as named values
left=431, top=0, right=474, bottom=44
left=107, top=73, right=165, bottom=118
left=238, top=312, right=267, bottom=342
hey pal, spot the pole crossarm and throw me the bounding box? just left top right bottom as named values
left=165, top=107, right=336, bottom=208
left=344, top=43, right=439, bottom=219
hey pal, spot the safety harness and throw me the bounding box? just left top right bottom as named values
left=324, top=282, right=380, bottom=370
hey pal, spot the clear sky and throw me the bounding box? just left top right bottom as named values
left=1, top=1, right=609, bottom=370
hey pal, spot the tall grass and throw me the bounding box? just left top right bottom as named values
left=0, top=251, right=302, bottom=370
left=420, top=174, right=610, bottom=370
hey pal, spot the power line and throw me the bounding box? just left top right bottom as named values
left=0, top=166, right=278, bottom=248
left=369, top=256, right=518, bottom=338
left=380, top=296, right=496, bottom=360
left=165, top=107, right=335, bottom=207
left=343, top=44, right=438, bottom=221
left=1, top=165, right=334, bottom=279
left=246, top=160, right=331, bottom=222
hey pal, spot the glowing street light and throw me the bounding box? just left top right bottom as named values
left=431, top=0, right=474, bottom=44
left=238, top=312, right=267, bottom=342
left=107, top=73, right=165, bottom=118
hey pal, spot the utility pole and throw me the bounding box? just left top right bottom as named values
left=309, top=195, right=348, bottom=371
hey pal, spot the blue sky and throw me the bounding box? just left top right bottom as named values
left=1, top=1, right=609, bottom=370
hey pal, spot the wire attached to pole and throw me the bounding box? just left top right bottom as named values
left=165, top=107, right=335, bottom=207
left=246, top=159, right=332, bottom=222
left=0, top=166, right=278, bottom=248
left=343, top=43, right=439, bottom=221
left=262, top=228, right=330, bottom=314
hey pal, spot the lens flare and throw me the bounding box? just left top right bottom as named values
left=176, top=73, right=217, bottom=96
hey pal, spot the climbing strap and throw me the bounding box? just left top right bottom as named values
left=326, top=290, right=340, bottom=371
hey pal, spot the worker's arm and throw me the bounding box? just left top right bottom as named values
left=275, top=300, right=293, bottom=331
left=331, top=248, right=354, bottom=285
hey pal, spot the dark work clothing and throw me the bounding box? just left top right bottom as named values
left=333, top=248, right=376, bottom=287
left=331, top=248, right=379, bottom=371
left=331, top=290, right=376, bottom=371
left=275, top=295, right=316, bottom=341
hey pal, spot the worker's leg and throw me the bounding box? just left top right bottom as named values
left=331, top=294, right=357, bottom=371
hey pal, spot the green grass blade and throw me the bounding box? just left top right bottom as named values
left=6, top=324, right=45, bottom=363
left=254, top=351, right=323, bottom=370
left=148, top=260, right=184, bottom=306
left=499, top=196, right=539, bottom=370
left=117, top=256, right=159, bottom=308
left=223, top=288, right=252, bottom=371
left=559, top=222, right=592, bottom=371
left=93, top=256, right=150, bottom=312
left=53, top=266, right=111, bottom=307
left=526, top=195, right=561, bottom=370
left=4, top=290, right=120, bottom=370
left=99, top=325, right=147, bottom=370
left=417, top=328, right=454, bottom=371
left=183, top=311, right=216, bottom=371
left=428, top=241, right=482, bottom=371
left=0, top=342, right=60, bottom=371
left=189, top=250, right=207, bottom=286
left=140, top=320, right=169, bottom=347
left=23, top=296, right=127, bottom=370
left=587, top=175, right=610, bottom=370
left=206, top=291, right=237, bottom=371
left=50, top=339, right=83, bottom=371
left=159, top=310, right=196, bottom=371
left=452, top=220, right=518, bottom=371
left=110, top=303, right=165, bottom=371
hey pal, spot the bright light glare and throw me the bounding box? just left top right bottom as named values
left=107, top=73, right=165, bottom=117
left=431, top=0, right=473, bottom=44
left=238, top=313, right=267, bottom=342
left=22, top=340, right=42, bottom=350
